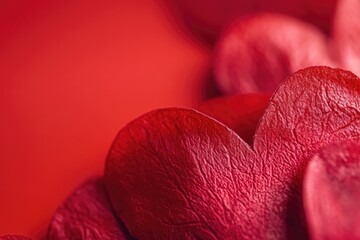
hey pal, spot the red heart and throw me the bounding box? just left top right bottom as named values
left=304, top=141, right=360, bottom=240
left=214, top=13, right=334, bottom=94
left=105, top=66, right=360, bottom=239
left=47, top=178, right=127, bottom=240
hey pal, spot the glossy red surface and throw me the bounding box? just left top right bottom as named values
left=0, top=0, right=210, bottom=238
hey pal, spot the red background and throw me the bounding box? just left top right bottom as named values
left=0, top=1, right=210, bottom=238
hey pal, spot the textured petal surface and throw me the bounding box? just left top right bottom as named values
left=47, top=178, right=127, bottom=240
left=0, top=236, right=33, bottom=240
left=214, top=13, right=333, bottom=94
left=253, top=67, right=360, bottom=238
left=105, top=67, right=360, bottom=239
left=332, top=0, right=360, bottom=77
left=304, top=142, right=360, bottom=240
left=106, top=108, right=254, bottom=239
left=197, top=94, right=270, bottom=145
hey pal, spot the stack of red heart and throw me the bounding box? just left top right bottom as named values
left=37, top=67, right=360, bottom=240
left=2, top=0, right=360, bottom=239
left=103, top=66, right=360, bottom=239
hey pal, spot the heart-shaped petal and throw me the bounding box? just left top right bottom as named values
left=105, top=108, right=257, bottom=239
left=332, top=0, right=360, bottom=77
left=197, top=94, right=270, bottom=145
left=304, top=141, right=360, bottom=240
left=105, top=67, right=360, bottom=239
left=214, top=13, right=333, bottom=94
left=47, top=178, right=128, bottom=240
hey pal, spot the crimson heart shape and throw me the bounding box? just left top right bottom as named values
left=104, top=66, right=360, bottom=239
left=47, top=178, right=127, bottom=240
left=304, top=141, right=360, bottom=240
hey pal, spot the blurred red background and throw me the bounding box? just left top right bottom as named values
left=0, top=0, right=210, bottom=238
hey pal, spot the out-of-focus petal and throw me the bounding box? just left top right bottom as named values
left=47, top=178, right=129, bottom=240
left=304, top=142, right=360, bottom=240
left=0, top=236, right=33, bottom=240
left=215, top=13, right=333, bottom=94
left=164, top=0, right=337, bottom=43
left=332, top=0, right=360, bottom=77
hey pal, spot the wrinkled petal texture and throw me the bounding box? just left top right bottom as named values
left=304, top=141, right=360, bottom=240
left=47, top=178, right=127, bottom=240
left=332, top=0, right=360, bottom=77
left=105, top=66, right=360, bottom=239
left=0, top=236, right=33, bottom=240
left=197, top=94, right=271, bottom=145
left=214, top=13, right=333, bottom=94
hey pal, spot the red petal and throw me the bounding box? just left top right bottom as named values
left=214, top=13, right=333, bottom=94
left=332, top=0, right=360, bottom=77
left=106, top=108, right=253, bottom=239
left=253, top=67, right=360, bottom=239
left=304, top=141, right=360, bottom=239
left=197, top=94, right=270, bottom=145
left=47, top=178, right=128, bottom=240
left=0, top=236, right=33, bottom=240
left=105, top=66, right=360, bottom=239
